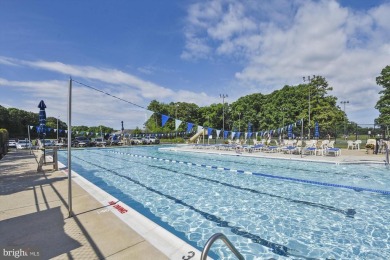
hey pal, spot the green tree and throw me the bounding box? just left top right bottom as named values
left=230, top=93, right=265, bottom=131
left=132, top=127, right=143, bottom=135
left=6, top=108, right=38, bottom=138
left=0, top=105, right=10, bottom=130
left=375, top=65, right=390, bottom=126
left=145, top=100, right=200, bottom=133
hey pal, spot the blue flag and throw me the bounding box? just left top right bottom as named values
left=187, top=122, right=194, bottom=133
left=161, top=114, right=170, bottom=127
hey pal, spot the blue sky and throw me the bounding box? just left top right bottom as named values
left=1, top=0, right=389, bottom=130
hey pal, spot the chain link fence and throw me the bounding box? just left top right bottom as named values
left=329, top=123, right=388, bottom=147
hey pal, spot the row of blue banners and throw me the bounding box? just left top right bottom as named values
left=30, top=114, right=319, bottom=139
left=160, top=113, right=314, bottom=138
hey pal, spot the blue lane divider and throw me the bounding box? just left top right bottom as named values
left=106, top=150, right=390, bottom=195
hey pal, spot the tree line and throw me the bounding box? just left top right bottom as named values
left=146, top=75, right=345, bottom=138
left=0, top=106, right=113, bottom=139
left=1, top=65, right=388, bottom=140
left=146, top=67, right=390, bottom=139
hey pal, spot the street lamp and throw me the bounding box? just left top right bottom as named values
left=57, top=116, right=60, bottom=141
left=280, top=107, right=286, bottom=141
left=220, top=94, right=228, bottom=138
left=207, top=115, right=210, bottom=144
left=303, top=75, right=316, bottom=139
left=340, top=100, right=349, bottom=137
left=238, top=112, right=241, bottom=132
left=175, top=104, right=179, bottom=140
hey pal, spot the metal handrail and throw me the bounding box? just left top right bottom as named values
left=200, top=233, right=244, bottom=260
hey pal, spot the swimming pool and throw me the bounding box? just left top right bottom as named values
left=58, top=146, right=390, bottom=259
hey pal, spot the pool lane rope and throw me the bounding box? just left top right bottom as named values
left=71, top=154, right=299, bottom=257
left=106, top=150, right=390, bottom=195
left=98, top=151, right=356, bottom=218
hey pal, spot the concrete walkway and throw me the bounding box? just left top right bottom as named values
left=0, top=149, right=170, bottom=260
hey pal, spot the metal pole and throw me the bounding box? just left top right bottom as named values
left=27, top=125, right=31, bottom=154
left=303, top=75, right=317, bottom=140
left=301, top=119, right=304, bottom=158
left=223, top=97, right=225, bottom=137
left=220, top=94, right=228, bottom=139
left=281, top=107, right=285, bottom=141
left=341, top=100, right=349, bottom=138
left=57, top=117, right=59, bottom=141
left=43, top=135, right=46, bottom=164
left=203, top=127, right=205, bottom=145
left=207, top=115, right=210, bottom=145
left=355, top=123, right=358, bottom=141
left=308, top=86, right=311, bottom=140
left=343, top=103, right=346, bottom=135
left=175, top=104, right=178, bottom=141
left=238, top=112, right=241, bottom=132
left=67, top=77, right=73, bottom=218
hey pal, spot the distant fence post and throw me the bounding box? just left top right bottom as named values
left=53, top=147, right=58, bottom=171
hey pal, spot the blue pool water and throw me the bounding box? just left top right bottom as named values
left=58, top=146, right=390, bottom=259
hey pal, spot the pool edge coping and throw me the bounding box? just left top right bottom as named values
left=57, top=160, right=205, bottom=260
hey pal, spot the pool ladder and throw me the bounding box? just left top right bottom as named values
left=200, top=233, right=244, bottom=260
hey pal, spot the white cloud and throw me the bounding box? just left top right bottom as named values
left=0, top=58, right=222, bottom=128
left=182, top=0, right=389, bottom=123
left=20, top=60, right=176, bottom=100
left=1, top=57, right=222, bottom=105
left=0, top=77, right=152, bottom=128
left=206, top=2, right=256, bottom=41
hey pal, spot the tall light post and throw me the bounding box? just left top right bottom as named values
left=341, top=100, right=349, bottom=137
left=280, top=107, right=286, bottom=141
left=303, top=75, right=316, bottom=140
left=238, top=112, right=241, bottom=132
left=207, top=115, right=210, bottom=145
left=57, top=116, right=60, bottom=141
left=175, top=104, right=179, bottom=140
left=220, top=94, right=228, bottom=138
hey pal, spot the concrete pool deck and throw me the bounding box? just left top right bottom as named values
left=0, top=149, right=200, bottom=260
left=165, top=144, right=388, bottom=165
left=0, top=146, right=387, bottom=259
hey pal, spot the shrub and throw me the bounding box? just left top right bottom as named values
left=0, top=128, right=9, bottom=158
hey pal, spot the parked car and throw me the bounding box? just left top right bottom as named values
left=131, top=137, right=143, bottom=145
left=72, top=136, right=91, bottom=147
left=143, top=136, right=160, bottom=144
left=41, top=139, right=54, bottom=147
left=93, top=138, right=107, bottom=147
left=148, top=136, right=160, bottom=144
left=16, top=140, right=32, bottom=149
left=8, top=139, right=17, bottom=148
left=142, top=137, right=152, bottom=145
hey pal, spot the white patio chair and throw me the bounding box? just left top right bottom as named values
left=347, top=140, right=355, bottom=150
left=354, top=140, right=362, bottom=150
